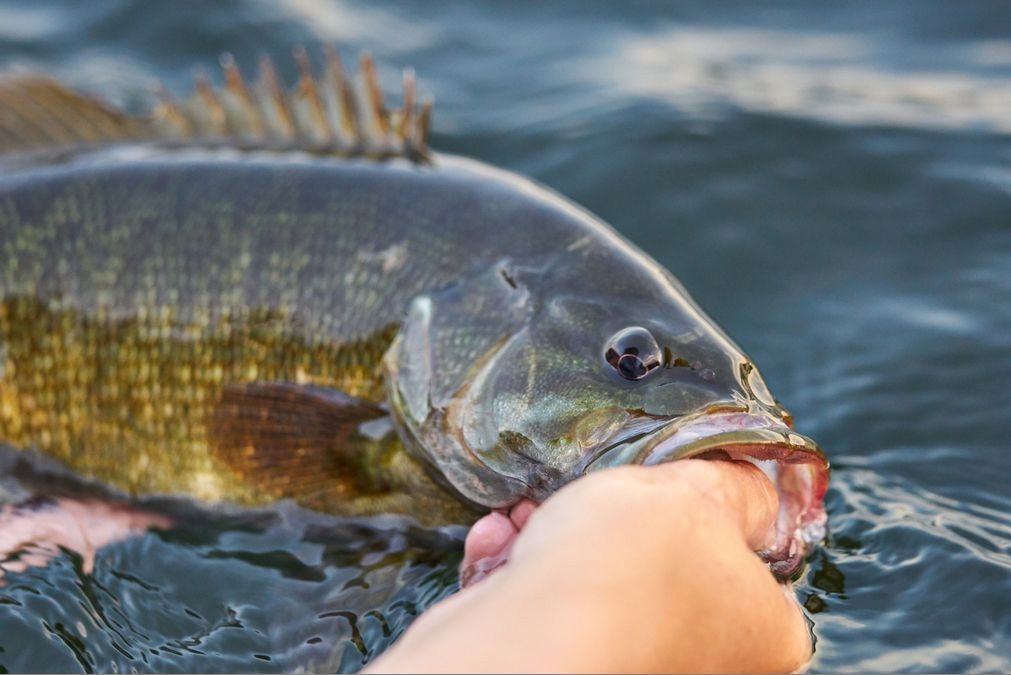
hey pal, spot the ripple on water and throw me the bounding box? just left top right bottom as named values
left=801, top=468, right=1011, bottom=672
left=0, top=506, right=464, bottom=673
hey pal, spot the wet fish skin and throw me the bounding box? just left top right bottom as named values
left=0, top=148, right=778, bottom=523
left=0, top=56, right=819, bottom=535
left=0, top=154, right=497, bottom=524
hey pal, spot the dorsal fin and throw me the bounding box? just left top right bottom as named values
left=0, top=47, right=433, bottom=162
left=0, top=75, right=153, bottom=153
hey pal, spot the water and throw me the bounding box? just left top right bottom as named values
left=1, top=1, right=1009, bottom=672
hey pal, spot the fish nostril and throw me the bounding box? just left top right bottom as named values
left=740, top=362, right=778, bottom=408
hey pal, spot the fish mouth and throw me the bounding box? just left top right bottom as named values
left=584, top=409, right=830, bottom=579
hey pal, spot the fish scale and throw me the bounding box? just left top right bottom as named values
left=0, top=52, right=827, bottom=575
left=0, top=154, right=595, bottom=521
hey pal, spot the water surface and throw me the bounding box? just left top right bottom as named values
left=0, top=1, right=1009, bottom=672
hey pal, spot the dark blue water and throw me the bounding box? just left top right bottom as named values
left=1, top=1, right=1010, bottom=672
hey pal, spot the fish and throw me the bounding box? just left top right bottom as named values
left=0, top=48, right=828, bottom=584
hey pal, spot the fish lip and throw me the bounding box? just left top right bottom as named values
left=585, top=410, right=830, bottom=579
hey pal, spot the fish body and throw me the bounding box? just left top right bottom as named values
left=0, top=54, right=828, bottom=573
left=0, top=150, right=709, bottom=516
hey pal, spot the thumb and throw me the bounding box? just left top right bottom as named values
left=658, top=458, right=781, bottom=551
left=502, top=459, right=782, bottom=577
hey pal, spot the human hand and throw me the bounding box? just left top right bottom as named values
left=366, top=459, right=812, bottom=674
left=0, top=498, right=171, bottom=583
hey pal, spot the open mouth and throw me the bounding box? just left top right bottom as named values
left=460, top=410, right=829, bottom=588
left=585, top=410, right=830, bottom=579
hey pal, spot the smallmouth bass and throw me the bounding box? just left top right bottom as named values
left=0, top=50, right=828, bottom=579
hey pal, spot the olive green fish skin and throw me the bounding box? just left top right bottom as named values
left=0, top=147, right=786, bottom=521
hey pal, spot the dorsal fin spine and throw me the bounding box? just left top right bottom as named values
left=221, top=53, right=266, bottom=138
left=194, top=71, right=229, bottom=136
left=324, top=45, right=361, bottom=145
left=418, top=98, right=433, bottom=150
left=359, top=53, right=390, bottom=143
left=0, top=47, right=432, bottom=162
left=398, top=68, right=417, bottom=145
left=293, top=46, right=331, bottom=145
left=262, top=54, right=299, bottom=140
left=151, top=83, right=192, bottom=138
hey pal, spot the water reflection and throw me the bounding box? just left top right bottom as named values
left=601, top=26, right=1011, bottom=133
left=0, top=493, right=464, bottom=672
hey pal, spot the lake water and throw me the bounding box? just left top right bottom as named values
left=0, top=1, right=1009, bottom=672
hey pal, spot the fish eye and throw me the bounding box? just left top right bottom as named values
left=604, top=326, right=662, bottom=381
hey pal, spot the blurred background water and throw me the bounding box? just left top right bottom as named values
left=1, top=1, right=1009, bottom=672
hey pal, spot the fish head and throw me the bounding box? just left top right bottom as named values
left=386, top=259, right=828, bottom=577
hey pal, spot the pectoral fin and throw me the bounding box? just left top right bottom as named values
left=207, top=382, right=480, bottom=525
left=206, top=382, right=392, bottom=506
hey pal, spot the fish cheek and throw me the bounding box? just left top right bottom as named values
left=570, top=406, right=635, bottom=450
left=641, top=377, right=728, bottom=417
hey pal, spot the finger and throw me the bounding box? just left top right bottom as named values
left=628, top=459, right=781, bottom=550
left=368, top=459, right=810, bottom=674
left=638, top=462, right=811, bottom=671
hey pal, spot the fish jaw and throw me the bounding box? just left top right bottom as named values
left=588, top=410, right=829, bottom=579
left=460, top=411, right=828, bottom=588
